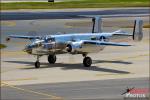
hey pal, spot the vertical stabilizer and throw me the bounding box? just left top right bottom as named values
left=133, top=19, right=143, bottom=41
left=92, top=16, right=102, bottom=33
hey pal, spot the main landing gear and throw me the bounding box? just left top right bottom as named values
left=34, top=54, right=57, bottom=68
left=82, top=54, right=92, bottom=67
left=48, top=54, right=56, bottom=64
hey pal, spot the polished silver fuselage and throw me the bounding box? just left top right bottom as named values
left=30, top=33, right=113, bottom=55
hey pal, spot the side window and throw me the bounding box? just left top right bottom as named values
left=51, top=38, right=55, bottom=42
left=91, top=36, right=96, bottom=40
left=99, top=36, right=106, bottom=41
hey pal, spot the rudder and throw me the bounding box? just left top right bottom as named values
left=133, top=19, right=143, bottom=41
left=92, top=16, right=102, bottom=33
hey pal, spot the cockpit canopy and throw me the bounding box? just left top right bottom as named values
left=44, top=36, right=55, bottom=42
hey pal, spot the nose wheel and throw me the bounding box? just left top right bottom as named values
left=83, top=56, right=92, bottom=67
left=35, top=55, right=41, bottom=68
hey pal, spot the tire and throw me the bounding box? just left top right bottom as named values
left=35, top=61, right=40, bottom=68
left=83, top=57, right=92, bottom=67
left=48, top=54, right=56, bottom=64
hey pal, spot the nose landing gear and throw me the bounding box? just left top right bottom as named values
left=35, top=55, right=41, bottom=68
left=34, top=54, right=57, bottom=68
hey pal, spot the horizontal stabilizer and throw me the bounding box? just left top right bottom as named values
left=7, top=35, right=41, bottom=40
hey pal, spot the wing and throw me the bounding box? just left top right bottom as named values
left=8, top=35, right=41, bottom=39
left=83, top=40, right=132, bottom=46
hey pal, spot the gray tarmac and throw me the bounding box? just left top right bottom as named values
left=1, top=8, right=149, bottom=20
left=1, top=23, right=149, bottom=99
left=1, top=77, right=149, bottom=100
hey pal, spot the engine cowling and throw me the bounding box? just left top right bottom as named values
left=66, top=44, right=72, bottom=52
left=66, top=41, right=103, bottom=53
left=66, top=42, right=82, bottom=53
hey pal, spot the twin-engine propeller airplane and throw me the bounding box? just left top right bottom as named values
left=6, top=17, right=143, bottom=68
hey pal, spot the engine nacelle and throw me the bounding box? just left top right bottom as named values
left=66, top=42, right=82, bottom=53
left=66, top=41, right=104, bottom=54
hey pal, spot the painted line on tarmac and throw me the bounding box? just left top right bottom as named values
left=2, top=77, right=37, bottom=82
left=1, top=83, right=7, bottom=87
left=1, top=68, right=18, bottom=73
left=0, top=66, right=27, bottom=73
left=1, top=82, right=63, bottom=100
left=65, top=25, right=74, bottom=28
left=1, top=21, right=16, bottom=27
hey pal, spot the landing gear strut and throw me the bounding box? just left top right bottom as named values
left=48, top=54, right=56, bottom=64
left=35, top=55, right=41, bottom=68
left=83, top=54, right=92, bottom=67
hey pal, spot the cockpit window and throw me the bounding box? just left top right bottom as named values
left=48, top=38, right=55, bottom=42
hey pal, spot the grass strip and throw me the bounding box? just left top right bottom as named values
left=1, top=0, right=149, bottom=10
left=0, top=44, right=7, bottom=49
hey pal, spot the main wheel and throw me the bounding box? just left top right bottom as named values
left=35, top=61, right=40, bottom=68
left=48, top=54, right=56, bottom=64
left=83, top=57, right=92, bottom=67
